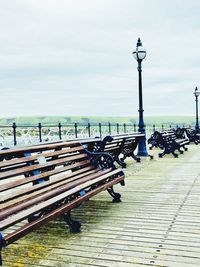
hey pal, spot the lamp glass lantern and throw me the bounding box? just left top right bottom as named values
left=132, top=39, right=147, bottom=62
left=194, top=87, right=200, bottom=97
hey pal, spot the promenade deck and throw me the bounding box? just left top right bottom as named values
left=2, top=144, right=200, bottom=267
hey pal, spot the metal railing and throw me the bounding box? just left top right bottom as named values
left=0, top=122, right=191, bottom=147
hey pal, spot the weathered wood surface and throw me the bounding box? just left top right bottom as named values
left=2, top=144, right=200, bottom=266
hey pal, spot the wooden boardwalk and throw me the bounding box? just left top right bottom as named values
left=2, top=144, right=200, bottom=267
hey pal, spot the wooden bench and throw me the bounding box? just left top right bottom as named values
left=30, top=134, right=147, bottom=168
left=148, top=130, right=189, bottom=158
left=148, top=129, right=174, bottom=150
left=183, top=127, right=200, bottom=144
left=0, top=141, right=125, bottom=265
left=93, top=133, right=151, bottom=168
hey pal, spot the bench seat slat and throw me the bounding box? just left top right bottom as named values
left=0, top=170, right=108, bottom=220
left=0, top=168, right=122, bottom=231
left=112, top=133, right=144, bottom=139
left=0, top=168, right=101, bottom=218
left=0, top=165, right=95, bottom=205
left=3, top=174, right=124, bottom=246
left=105, top=141, right=123, bottom=147
left=104, top=144, right=122, bottom=150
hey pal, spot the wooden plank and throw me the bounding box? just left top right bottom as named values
left=0, top=145, right=85, bottom=168
left=0, top=160, right=91, bottom=192
left=0, top=165, right=95, bottom=205
left=0, top=168, right=122, bottom=230
left=0, top=141, right=81, bottom=157
left=0, top=153, right=88, bottom=180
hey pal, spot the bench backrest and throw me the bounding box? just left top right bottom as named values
left=0, top=142, right=94, bottom=207
left=97, top=133, right=144, bottom=153
left=150, top=131, right=176, bottom=147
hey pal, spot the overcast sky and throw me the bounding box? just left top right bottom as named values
left=0, top=0, right=200, bottom=117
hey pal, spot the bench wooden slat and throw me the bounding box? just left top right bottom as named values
left=0, top=160, right=91, bottom=193
left=0, top=168, right=105, bottom=219
left=0, top=168, right=121, bottom=230
left=0, top=141, right=82, bottom=156
left=3, top=174, right=124, bottom=246
left=0, top=145, right=85, bottom=169
left=0, top=166, right=95, bottom=205
left=0, top=153, right=88, bottom=180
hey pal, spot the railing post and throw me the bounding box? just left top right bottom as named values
left=117, top=123, right=119, bottom=134
left=58, top=122, right=62, bottom=140
left=38, top=123, right=42, bottom=142
left=99, top=123, right=102, bottom=138
left=134, top=123, right=136, bottom=132
left=12, top=122, right=17, bottom=146
left=74, top=123, right=78, bottom=138
left=124, top=123, right=126, bottom=133
left=88, top=123, right=91, bottom=137
left=108, top=122, right=111, bottom=135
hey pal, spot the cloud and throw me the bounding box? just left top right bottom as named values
left=0, top=0, right=199, bottom=117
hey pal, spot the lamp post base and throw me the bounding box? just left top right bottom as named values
left=137, top=135, right=148, bottom=157
left=195, top=126, right=200, bottom=133
left=137, top=151, right=148, bottom=157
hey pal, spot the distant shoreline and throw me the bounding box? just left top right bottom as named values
left=0, top=115, right=195, bottom=127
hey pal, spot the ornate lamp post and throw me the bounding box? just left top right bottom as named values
left=132, top=38, right=148, bottom=156
left=194, top=86, right=200, bottom=132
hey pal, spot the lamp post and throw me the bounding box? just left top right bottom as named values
left=132, top=38, right=148, bottom=156
left=194, top=86, right=200, bottom=132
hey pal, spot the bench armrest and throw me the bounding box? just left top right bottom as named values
left=96, top=135, right=113, bottom=152
left=84, top=148, right=115, bottom=170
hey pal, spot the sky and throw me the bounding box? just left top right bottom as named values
left=0, top=0, right=200, bottom=117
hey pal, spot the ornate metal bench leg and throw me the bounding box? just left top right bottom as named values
left=172, top=151, right=178, bottom=158
left=159, top=147, right=171, bottom=158
left=158, top=152, right=164, bottom=158
left=116, top=158, right=126, bottom=168
left=178, top=148, right=184, bottom=154
left=107, top=186, right=121, bottom=203
left=0, top=233, right=3, bottom=266
left=63, top=211, right=81, bottom=233
left=120, top=153, right=128, bottom=166
left=131, top=154, right=141, bottom=163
